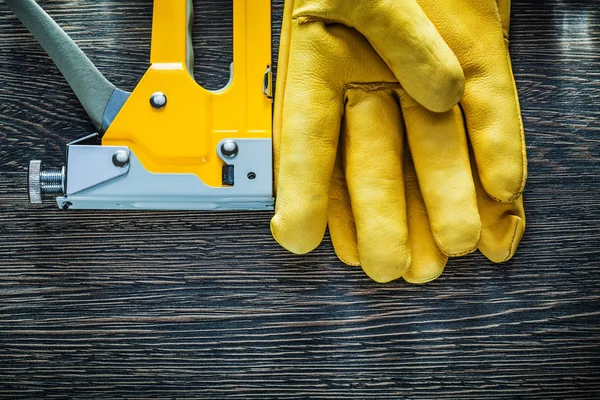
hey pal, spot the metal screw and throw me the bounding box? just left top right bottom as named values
left=112, top=150, right=130, bottom=168
left=221, top=140, right=239, bottom=158
left=28, top=160, right=65, bottom=204
left=150, top=92, right=167, bottom=109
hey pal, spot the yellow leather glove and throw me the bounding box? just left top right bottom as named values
left=271, top=0, right=465, bottom=266
left=328, top=0, right=526, bottom=283
left=273, top=0, right=527, bottom=283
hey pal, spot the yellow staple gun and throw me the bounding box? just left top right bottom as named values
left=7, top=0, right=274, bottom=210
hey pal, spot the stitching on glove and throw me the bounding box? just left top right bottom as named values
left=404, top=270, right=445, bottom=285
left=295, top=16, right=339, bottom=25
left=504, top=38, right=527, bottom=203
left=335, top=251, right=361, bottom=267
left=344, top=82, right=400, bottom=92
left=504, top=215, right=523, bottom=263
left=434, top=230, right=480, bottom=258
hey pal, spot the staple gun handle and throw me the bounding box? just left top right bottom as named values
left=150, top=0, right=195, bottom=75
left=5, top=0, right=128, bottom=132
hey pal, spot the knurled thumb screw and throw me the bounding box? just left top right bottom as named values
left=28, top=160, right=65, bottom=204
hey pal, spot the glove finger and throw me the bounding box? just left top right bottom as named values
left=401, top=94, right=481, bottom=257
left=462, top=51, right=526, bottom=203
left=403, top=149, right=449, bottom=284
left=343, top=88, right=410, bottom=283
left=292, top=0, right=464, bottom=113
left=416, top=0, right=525, bottom=202
left=328, top=135, right=450, bottom=283
left=328, top=144, right=360, bottom=267
left=271, top=19, right=345, bottom=255
left=473, top=154, right=526, bottom=263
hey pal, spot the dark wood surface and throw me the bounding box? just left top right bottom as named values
left=0, top=0, right=599, bottom=398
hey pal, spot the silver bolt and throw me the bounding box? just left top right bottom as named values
left=221, top=140, right=239, bottom=158
left=28, top=160, right=65, bottom=204
left=150, top=92, right=167, bottom=109
left=112, top=150, right=130, bottom=168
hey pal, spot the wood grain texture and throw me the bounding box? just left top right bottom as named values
left=0, top=0, right=599, bottom=398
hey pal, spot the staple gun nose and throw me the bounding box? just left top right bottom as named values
left=7, top=0, right=274, bottom=210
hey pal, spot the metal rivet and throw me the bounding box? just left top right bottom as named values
left=247, top=172, right=256, bottom=180
left=150, top=92, right=167, bottom=109
left=221, top=140, right=239, bottom=158
left=112, top=150, right=130, bottom=168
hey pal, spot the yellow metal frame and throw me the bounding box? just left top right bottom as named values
left=102, top=0, right=272, bottom=188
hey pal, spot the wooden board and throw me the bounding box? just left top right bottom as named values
left=0, top=0, right=599, bottom=398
